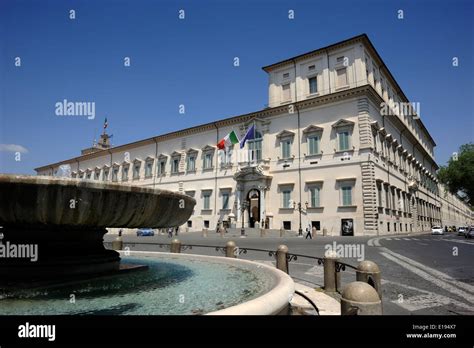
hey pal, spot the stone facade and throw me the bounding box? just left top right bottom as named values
left=35, top=34, right=472, bottom=235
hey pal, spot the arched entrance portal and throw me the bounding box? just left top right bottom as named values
left=247, top=189, right=260, bottom=228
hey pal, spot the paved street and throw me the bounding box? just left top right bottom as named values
left=104, top=231, right=474, bottom=315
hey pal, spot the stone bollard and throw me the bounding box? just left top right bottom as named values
left=275, top=245, right=289, bottom=274
left=170, top=239, right=181, bottom=253
left=260, top=228, right=265, bottom=237
left=356, top=260, right=382, bottom=299
left=279, top=228, right=284, bottom=238
left=322, top=227, right=327, bottom=236
left=323, top=250, right=340, bottom=292
left=225, top=240, right=237, bottom=258
left=111, top=235, right=123, bottom=251
left=202, top=228, right=208, bottom=237
left=220, top=228, right=224, bottom=238
left=341, top=281, right=382, bottom=315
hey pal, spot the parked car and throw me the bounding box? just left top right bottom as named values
left=431, top=226, right=444, bottom=235
left=457, top=227, right=467, bottom=236
left=465, top=228, right=474, bottom=239
left=137, top=228, right=154, bottom=236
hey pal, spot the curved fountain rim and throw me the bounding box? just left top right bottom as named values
left=119, top=250, right=295, bottom=315
left=0, top=174, right=194, bottom=199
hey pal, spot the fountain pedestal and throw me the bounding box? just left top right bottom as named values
left=0, top=226, right=120, bottom=280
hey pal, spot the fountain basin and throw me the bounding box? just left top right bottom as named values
left=0, top=251, right=295, bottom=315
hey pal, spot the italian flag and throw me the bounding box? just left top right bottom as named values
left=217, top=131, right=239, bottom=149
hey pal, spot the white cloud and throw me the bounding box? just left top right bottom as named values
left=0, top=144, right=29, bottom=153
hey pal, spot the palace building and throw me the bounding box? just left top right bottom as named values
left=35, top=34, right=472, bottom=235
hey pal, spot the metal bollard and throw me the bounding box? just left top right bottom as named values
left=356, top=260, right=382, bottom=299
left=202, top=228, right=208, bottom=237
left=275, top=245, right=289, bottom=274
left=112, top=235, right=123, bottom=251
left=323, top=250, right=340, bottom=292
left=340, top=281, right=382, bottom=315
left=170, top=239, right=181, bottom=253
left=225, top=240, right=237, bottom=258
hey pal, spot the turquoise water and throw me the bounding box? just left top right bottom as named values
left=0, top=256, right=275, bottom=315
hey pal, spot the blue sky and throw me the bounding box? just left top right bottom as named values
left=0, top=0, right=473, bottom=174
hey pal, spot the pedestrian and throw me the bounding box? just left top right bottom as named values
left=118, top=228, right=123, bottom=237
left=216, top=222, right=220, bottom=234
left=175, top=226, right=179, bottom=236
left=305, top=226, right=312, bottom=239
left=168, top=227, right=173, bottom=238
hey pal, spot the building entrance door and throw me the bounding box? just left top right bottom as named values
left=247, top=189, right=260, bottom=228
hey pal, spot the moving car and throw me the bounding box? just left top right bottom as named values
left=137, top=228, right=154, bottom=236
left=457, top=227, right=467, bottom=236
left=431, top=226, right=444, bottom=235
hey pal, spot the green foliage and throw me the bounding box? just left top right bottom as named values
left=438, top=143, right=474, bottom=207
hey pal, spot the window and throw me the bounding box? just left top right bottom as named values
left=341, top=186, right=352, bottom=206
left=282, top=189, right=292, bottom=208
left=157, top=160, right=166, bottom=176
left=281, top=139, right=291, bottom=159
left=248, top=130, right=262, bottom=162
left=203, top=153, right=213, bottom=169
left=94, top=171, right=100, bottom=180
left=204, top=220, right=210, bottom=229
left=203, top=192, right=211, bottom=210
left=387, top=222, right=390, bottom=232
left=377, top=183, right=383, bottom=207
left=172, top=158, right=179, bottom=174
left=283, top=72, right=290, bottom=79
left=145, top=161, right=153, bottom=178
left=336, top=68, right=348, bottom=87
left=86, top=172, right=91, bottom=180
left=122, top=166, right=129, bottom=181
left=338, top=131, right=350, bottom=151
left=308, top=65, right=315, bottom=71
left=308, top=76, right=317, bottom=94
left=283, top=221, right=291, bottom=230
left=310, top=187, right=321, bottom=207
left=282, top=83, right=291, bottom=101
left=308, top=135, right=320, bottom=155
left=133, top=163, right=140, bottom=180
left=222, top=192, right=229, bottom=210
left=187, top=220, right=192, bottom=228
left=102, top=169, right=109, bottom=181
left=112, top=168, right=118, bottom=182
left=187, top=155, right=196, bottom=172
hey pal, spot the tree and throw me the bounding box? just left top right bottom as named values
left=438, top=143, right=474, bottom=207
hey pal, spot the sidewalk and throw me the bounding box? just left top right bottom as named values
left=290, top=283, right=340, bottom=315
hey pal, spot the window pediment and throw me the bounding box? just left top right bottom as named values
left=171, top=151, right=182, bottom=158
left=276, top=130, right=295, bottom=139
left=332, top=119, right=355, bottom=129
left=133, top=158, right=142, bottom=164
left=187, top=148, right=198, bottom=155
left=145, top=156, right=154, bottom=162
left=201, top=145, right=215, bottom=152
left=303, top=125, right=324, bottom=134
left=158, top=154, right=168, bottom=160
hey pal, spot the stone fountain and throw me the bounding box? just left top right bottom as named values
left=0, top=174, right=195, bottom=282
left=0, top=174, right=294, bottom=315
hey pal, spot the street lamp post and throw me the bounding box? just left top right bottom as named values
left=240, top=201, right=249, bottom=237
left=294, top=201, right=309, bottom=236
